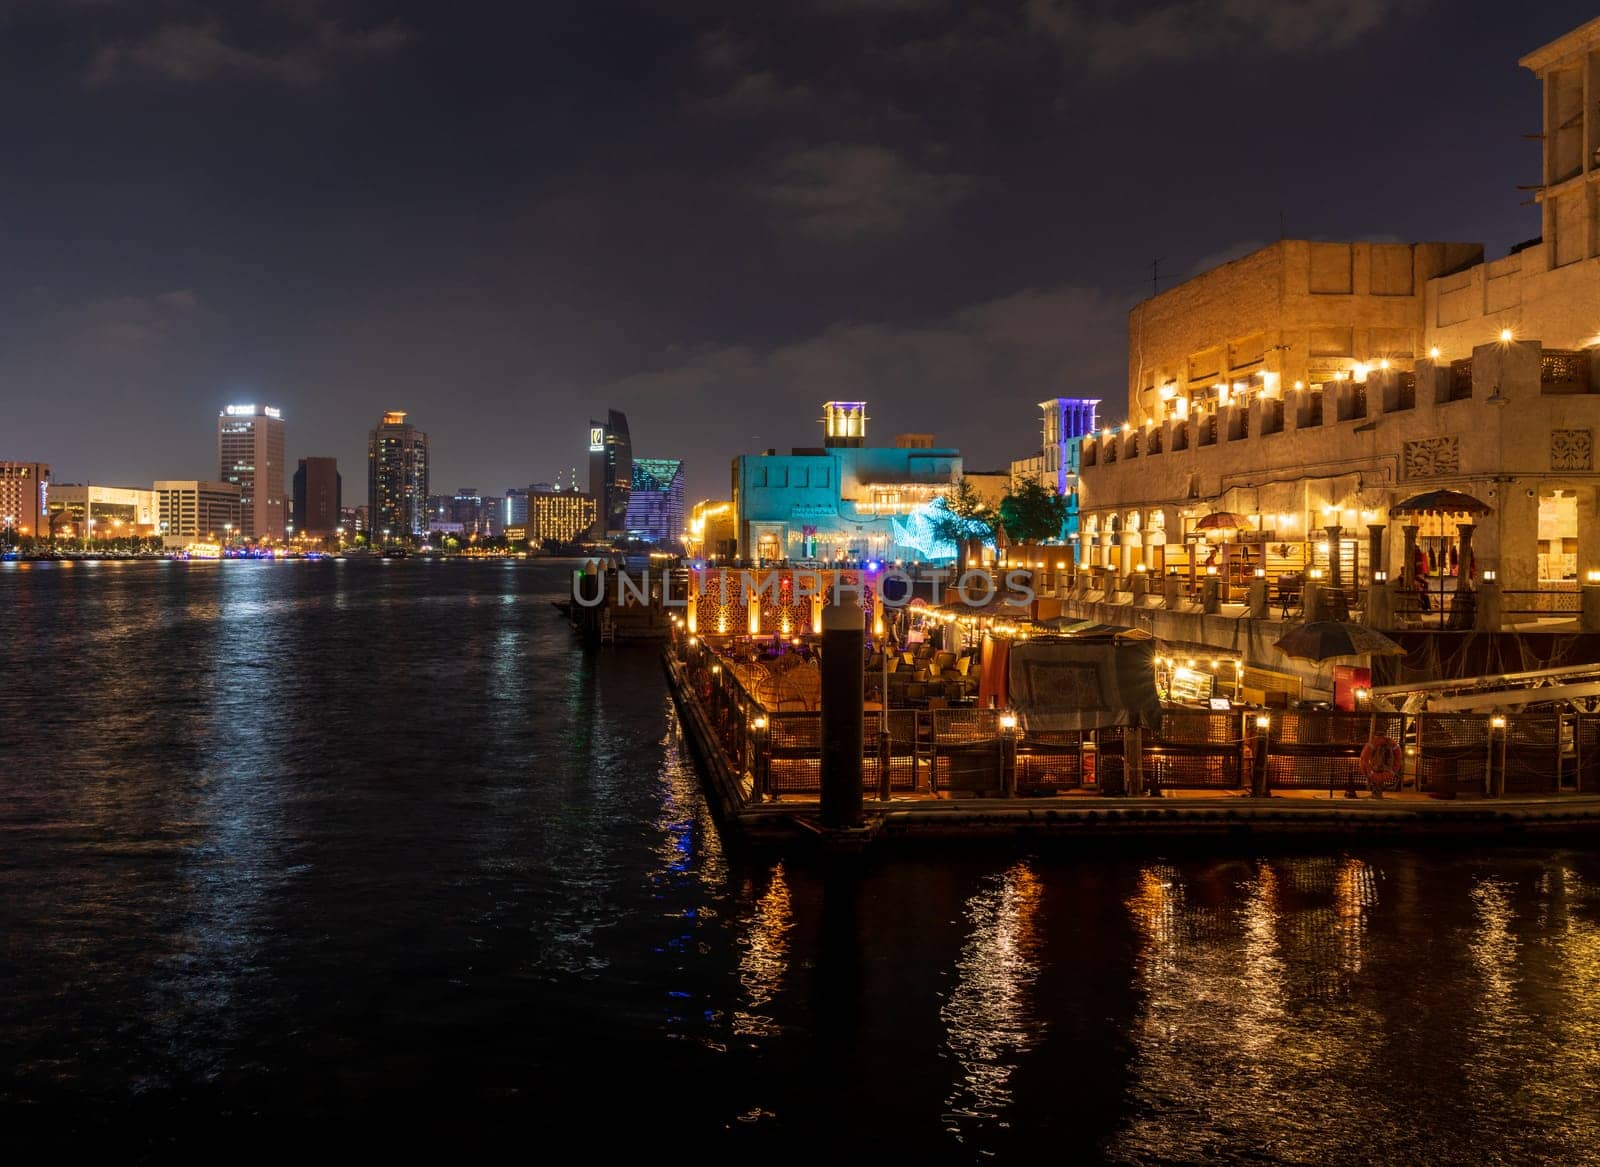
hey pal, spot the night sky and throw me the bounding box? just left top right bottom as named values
left=3, top=0, right=1593, bottom=503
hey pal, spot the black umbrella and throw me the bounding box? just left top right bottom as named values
left=1273, top=620, right=1405, bottom=663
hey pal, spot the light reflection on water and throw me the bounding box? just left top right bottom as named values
left=941, top=861, right=1045, bottom=1140
left=7, top=561, right=1600, bottom=1162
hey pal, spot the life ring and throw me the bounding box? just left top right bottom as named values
left=1360, top=734, right=1401, bottom=791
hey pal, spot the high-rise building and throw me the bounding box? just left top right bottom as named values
left=292, top=457, right=341, bottom=536
left=587, top=409, right=632, bottom=537
left=530, top=489, right=599, bottom=547
left=368, top=411, right=430, bottom=539
left=154, top=480, right=243, bottom=543
left=0, top=462, right=50, bottom=542
left=217, top=403, right=286, bottom=541
left=502, top=487, right=530, bottom=532
left=624, top=458, right=686, bottom=546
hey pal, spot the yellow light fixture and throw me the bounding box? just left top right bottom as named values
left=1429, top=346, right=1441, bottom=360
left=1500, top=328, right=1513, bottom=342
left=1490, top=715, right=1507, bottom=729
left=1255, top=715, right=1271, bottom=729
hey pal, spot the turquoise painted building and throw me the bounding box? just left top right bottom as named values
left=732, top=402, right=962, bottom=563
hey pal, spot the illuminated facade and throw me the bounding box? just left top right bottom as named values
left=48, top=484, right=159, bottom=539
left=587, top=410, right=632, bottom=538
left=0, top=462, right=49, bottom=541
left=154, top=480, right=242, bottom=543
left=685, top=499, right=735, bottom=561
left=1075, top=18, right=1600, bottom=608
left=217, top=403, right=286, bottom=541
left=529, top=489, right=599, bottom=547
left=291, top=457, right=341, bottom=536
left=624, top=458, right=685, bottom=546
left=732, top=400, right=963, bottom=562
left=368, top=411, right=430, bottom=539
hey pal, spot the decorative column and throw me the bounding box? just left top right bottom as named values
left=1401, top=524, right=1420, bottom=590
left=1323, top=524, right=1348, bottom=621
left=1449, top=522, right=1477, bottom=631
left=1367, top=524, right=1386, bottom=588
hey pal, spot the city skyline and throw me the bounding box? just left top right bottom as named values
left=2, top=1, right=1593, bottom=504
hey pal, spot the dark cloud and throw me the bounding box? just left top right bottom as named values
left=84, top=2, right=406, bottom=87
left=751, top=144, right=981, bottom=237
left=597, top=283, right=1131, bottom=493
left=1025, top=0, right=1413, bottom=75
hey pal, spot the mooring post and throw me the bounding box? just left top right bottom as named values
left=820, top=601, right=865, bottom=829
left=1126, top=725, right=1145, bottom=796
left=1252, top=714, right=1271, bottom=797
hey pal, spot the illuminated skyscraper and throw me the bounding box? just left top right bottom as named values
left=217, top=403, right=286, bottom=540
left=624, top=458, right=685, bottom=546
left=368, top=411, right=430, bottom=539
left=587, top=410, right=632, bottom=537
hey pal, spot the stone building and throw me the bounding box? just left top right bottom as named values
left=1075, top=17, right=1600, bottom=616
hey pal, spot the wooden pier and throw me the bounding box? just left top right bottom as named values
left=663, top=640, right=1600, bottom=854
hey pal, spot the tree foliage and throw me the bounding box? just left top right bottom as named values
left=999, top=480, right=1069, bottom=544
left=926, top=476, right=994, bottom=552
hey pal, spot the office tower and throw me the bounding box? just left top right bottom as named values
left=292, top=457, right=341, bottom=536
left=587, top=409, right=632, bottom=537
left=624, top=458, right=685, bottom=546
left=217, top=403, right=286, bottom=540
left=502, top=487, right=530, bottom=532
left=530, top=489, right=599, bottom=546
left=0, top=462, right=50, bottom=542
left=368, top=411, right=430, bottom=539
left=154, top=480, right=243, bottom=541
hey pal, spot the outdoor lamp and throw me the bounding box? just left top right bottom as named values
left=1000, top=713, right=1017, bottom=730
left=1490, top=715, right=1507, bottom=729
left=1482, top=570, right=1496, bottom=582
left=1374, top=570, right=1388, bottom=583
left=753, top=715, right=767, bottom=730
left=1255, top=715, right=1271, bottom=730
left=1254, top=567, right=1266, bottom=578
left=1588, top=570, right=1600, bottom=583
left=1309, top=568, right=1325, bottom=580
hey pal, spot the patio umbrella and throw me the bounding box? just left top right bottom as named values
left=1193, top=510, right=1251, bottom=532
left=1273, top=620, right=1406, bottom=663
left=1389, top=490, right=1492, bottom=629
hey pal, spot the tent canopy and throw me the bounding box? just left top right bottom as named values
left=1007, top=638, right=1162, bottom=733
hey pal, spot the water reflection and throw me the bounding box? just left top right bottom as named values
left=941, top=860, right=1045, bottom=1139
left=732, top=864, right=792, bottom=1038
